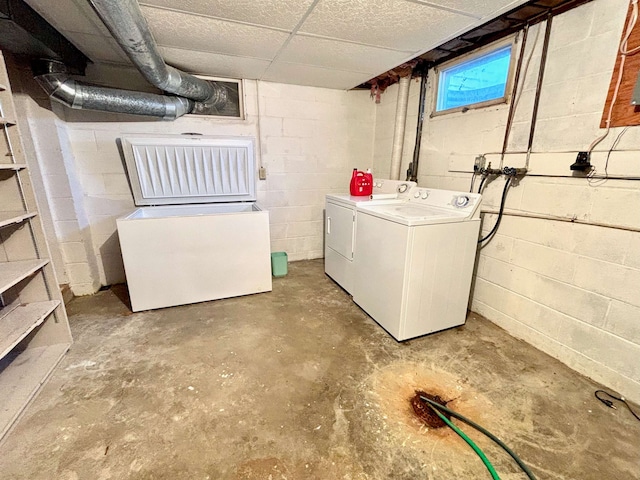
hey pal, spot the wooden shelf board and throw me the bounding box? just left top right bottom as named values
left=0, top=117, right=16, bottom=126
left=0, top=164, right=27, bottom=170
left=0, top=343, right=70, bottom=442
left=0, top=211, right=36, bottom=229
left=0, top=259, right=49, bottom=294
left=0, top=300, right=60, bottom=359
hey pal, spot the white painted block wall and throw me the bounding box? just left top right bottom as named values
left=10, top=63, right=375, bottom=292
left=372, top=0, right=640, bottom=402
left=7, top=60, right=101, bottom=295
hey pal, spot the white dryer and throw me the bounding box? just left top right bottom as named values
left=324, top=179, right=415, bottom=294
left=353, top=187, right=482, bottom=341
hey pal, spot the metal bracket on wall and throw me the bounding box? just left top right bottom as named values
left=632, top=70, right=640, bottom=106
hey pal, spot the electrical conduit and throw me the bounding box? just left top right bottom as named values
left=389, top=75, right=411, bottom=180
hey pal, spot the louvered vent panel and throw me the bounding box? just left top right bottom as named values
left=121, top=136, right=256, bottom=206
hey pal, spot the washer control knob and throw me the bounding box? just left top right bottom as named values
left=397, top=183, right=408, bottom=193
left=454, top=195, right=470, bottom=208
left=421, top=191, right=429, bottom=200
left=414, top=191, right=421, bottom=198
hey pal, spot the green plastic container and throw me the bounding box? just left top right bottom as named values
left=271, top=252, right=288, bottom=277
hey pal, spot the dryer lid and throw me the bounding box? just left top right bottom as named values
left=120, top=135, right=257, bottom=206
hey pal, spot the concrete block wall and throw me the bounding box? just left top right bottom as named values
left=372, top=79, right=421, bottom=180
left=256, top=81, right=375, bottom=258
left=14, top=62, right=375, bottom=292
left=372, top=0, right=640, bottom=402
left=6, top=59, right=101, bottom=295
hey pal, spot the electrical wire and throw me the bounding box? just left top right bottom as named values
left=605, top=126, right=630, bottom=176
left=478, top=177, right=512, bottom=243
left=470, top=172, right=477, bottom=193
left=619, top=0, right=640, bottom=55
left=421, top=396, right=537, bottom=480
left=595, top=390, right=640, bottom=422
left=425, top=403, right=501, bottom=480
left=477, top=175, right=488, bottom=194
left=588, top=0, right=639, bottom=153
left=587, top=126, right=630, bottom=186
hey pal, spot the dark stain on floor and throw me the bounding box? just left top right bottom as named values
left=0, top=259, right=638, bottom=479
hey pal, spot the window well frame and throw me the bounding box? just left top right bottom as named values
left=188, top=75, right=245, bottom=120
left=431, top=37, right=517, bottom=117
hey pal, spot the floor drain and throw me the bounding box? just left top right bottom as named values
left=410, top=390, right=450, bottom=428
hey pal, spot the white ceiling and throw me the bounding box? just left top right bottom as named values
left=24, top=0, right=529, bottom=90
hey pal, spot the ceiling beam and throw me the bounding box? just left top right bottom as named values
left=0, top=0, right=88, bottom=74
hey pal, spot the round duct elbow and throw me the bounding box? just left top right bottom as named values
left=33, top=59, right=194, bottom=120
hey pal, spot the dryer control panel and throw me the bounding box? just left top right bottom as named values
left=405, top=187, right=482, bottom=218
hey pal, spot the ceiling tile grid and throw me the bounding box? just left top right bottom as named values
left=23, top=0, right=530, bottom=90
left=158, top=46, right=272, bottom=79
left=139, top=0, right=316, bottom=30
left=277, top=35, right=412, bottom=74
left=140, top=6, right=290, bottom=59
left=261, top=62, right=372, bottom=90
left=298, top=0, right=475, bottom=51
left=410, top=0, right=525, bottom=18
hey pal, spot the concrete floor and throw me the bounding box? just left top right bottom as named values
left=1, top=259, right=638, bottom=479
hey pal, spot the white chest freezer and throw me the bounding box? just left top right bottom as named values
left=116, top=135, right=272, bottom=312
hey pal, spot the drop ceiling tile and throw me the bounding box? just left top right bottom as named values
left=25, top=0, right=110, bottom=36
left=279, top=35, right=411, bottom=74
left=141, top=6, right=289, bottom=60
left=413, top=0, right=528, bottom=18
left=158, top=47, right=270, bottom=79
left=299, top=0, right=475, bottom=52
left=262, top=62, right=372, bottom=90
left=140, top=0, right=315, bottom=30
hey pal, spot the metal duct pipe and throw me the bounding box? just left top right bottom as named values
left=34, top=60, right=193, bottom=120
left=88, top=0, right=227, bottom=109
left=389, top=75, right=411, bottom=180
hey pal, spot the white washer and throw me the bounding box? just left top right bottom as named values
left=353, top=188, right=482, bottom=341
left=324, top=179, right=415, bottom=294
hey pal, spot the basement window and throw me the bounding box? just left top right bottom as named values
left=190, top=76, right=244, bottom=119
left=434, top=41, right=514, bottom=115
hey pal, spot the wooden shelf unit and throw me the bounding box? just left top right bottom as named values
left=0, top=164, right=27, bottom=171
left=0, top=211, right=37, bottom=229
left=0, top=50, right=72, bottom=444
left=0, top=344, right=69, bottom=439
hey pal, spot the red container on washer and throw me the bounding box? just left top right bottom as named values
left=350, top=168, right=373, bottom=196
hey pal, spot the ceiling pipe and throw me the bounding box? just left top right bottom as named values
left=525, top=13, right=553, bottom=169
left=406, top=68, right=428, bottom=183
left=34, top=59, right=193, bottom=120
left=389, top=75, right=411, bottom=180
left=499, top=25, right=529, bottom=169
left=88, top=0, right=227, bottom=110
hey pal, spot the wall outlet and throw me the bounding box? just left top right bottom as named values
left=570, top=152, right=591, bottom=171
left=259, top=166, right=267, bottom=180
left=474, top=154, right=486, bottom=172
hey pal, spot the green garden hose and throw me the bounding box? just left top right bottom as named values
left=420, top=395, right=537, bottom=480
left=427, top=404, right=501, bottom=480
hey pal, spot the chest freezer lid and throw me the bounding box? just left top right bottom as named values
left=119, top=134, right=257, bottom=206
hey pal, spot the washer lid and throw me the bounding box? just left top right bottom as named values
left=120, top=135, right=257, bottom=206
left=325, top=179, right=417, bottom=208
left=357, top=202, right=470, bottom=226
